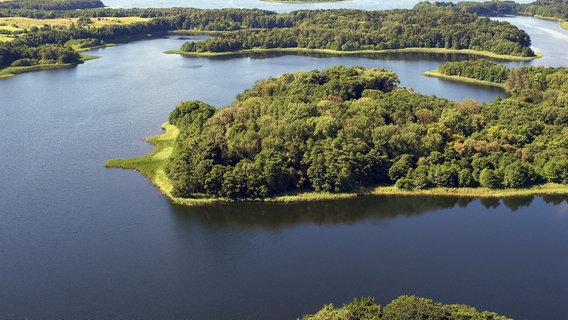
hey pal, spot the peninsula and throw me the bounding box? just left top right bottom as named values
left=106, top=65, right=568, bottom=205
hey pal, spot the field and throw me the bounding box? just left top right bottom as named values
left=0, top=16, right=150, bottom=31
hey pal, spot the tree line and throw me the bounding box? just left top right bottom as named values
left=0, top=0, right=104, bottom=11
left=179, top=7, right=535, bottom=57
left=164, top=64, right=568, bottom=200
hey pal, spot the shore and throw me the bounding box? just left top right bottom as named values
left=0, top=50, right=103, bottom=79
left=167, top=47, right=541, bottom=61
left=106, top=123, right=568, bottom=207
left=422, top=70, right=506, bottom=88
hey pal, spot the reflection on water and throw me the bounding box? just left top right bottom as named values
left=171, top=195, right=568, bottom=228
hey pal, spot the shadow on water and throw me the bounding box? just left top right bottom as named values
left=170, top=194, right=568, bottom=229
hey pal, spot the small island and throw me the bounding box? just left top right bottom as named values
left=106, top=65, right=568, bottom=205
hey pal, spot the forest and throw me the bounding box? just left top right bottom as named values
left=163, top=64, right=568, bottom=199
left=302, top=296, right=511, bottom=320
left=179, top=6, right=535, bottom=57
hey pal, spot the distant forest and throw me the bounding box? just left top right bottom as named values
left=179, top=6, right=534, bottom=57
left=0, top=0, right=104, bottom=10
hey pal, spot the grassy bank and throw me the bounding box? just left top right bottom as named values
left=0, top=54, right=99, bottom=79
left=422, top=70, right=506, bottom=89
left=167, top=47, right=541, bottom=61
left=106, top=123, right=568, bottom=207
left=105, top=123, right=228, bottom=206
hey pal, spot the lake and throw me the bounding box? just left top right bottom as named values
left=0, top=8, right=567, bottom=320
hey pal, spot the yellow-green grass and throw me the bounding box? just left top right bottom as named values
left=0, top=25, right=21, bottom=32
left=0, top=16, right=150, bottom=30
left=106, top=122, right=178, bottom=196
left=369, top=184, right=568, bottom=198
left=422, top=70, right=506, bottom=89
left=561, top=21, right=568, bottom=30
left=0, top=34, right=13, bottom=42
left=167, top=47, right=541, bottom=61
left=0, top=54, right=99, bottom=79
left=106, top=123, right=568, bottom=207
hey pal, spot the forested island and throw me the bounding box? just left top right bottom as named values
left=175, top=5, right=536, bottom=59
left=302, top=296, right=512, bottom=320
left=107, top=64, right=568, bottom=203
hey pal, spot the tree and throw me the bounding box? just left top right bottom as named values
left=479, top=168, right=502, bottom=189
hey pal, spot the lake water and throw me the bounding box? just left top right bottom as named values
left=1, top=8, right=568, bottom=320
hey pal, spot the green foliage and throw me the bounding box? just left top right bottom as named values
left=302, top=297, right=381, bottom=320
left=179, top=7, right=534, bottom=57
left=0, top=0, right=104, bottom=10
left=165, top=64, right=568, bottom=199
left=439, top=59, right=510, bottom=83
left=302, top=295, right=513, bottom=320
left=479, top=168, right=502, bottom=189
left=522, top=0, right=568, bottom=20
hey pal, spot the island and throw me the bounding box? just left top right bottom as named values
left=106, top=65, right=568, bottom=205
left=172, top=5, right=537, bottom=60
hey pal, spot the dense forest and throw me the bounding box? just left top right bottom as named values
left=302, top=296, right=512, bottom=320
left=179, top=6, right=535, bottom=57
left=164, top=65, right=568, bottom=199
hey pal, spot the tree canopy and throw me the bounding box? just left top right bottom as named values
left=302, top=295, right=512, bottom=320
left=179, top=6, right=534, bottom=57
left=164, top=65, right=568, bottom=200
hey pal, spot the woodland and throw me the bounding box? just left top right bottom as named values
left=165, top=64, right=568, bottom=199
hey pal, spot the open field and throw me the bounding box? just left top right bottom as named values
left=0, top=16, right=150, bottom=31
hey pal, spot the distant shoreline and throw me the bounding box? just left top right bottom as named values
left=167, top=47, right=541, bottom=61
left=0, top=53, right=100, bottom=79
left=106, top=123, right=568, bottom=207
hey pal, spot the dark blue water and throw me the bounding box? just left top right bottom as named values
left=1, top=15, right=568, bottom=320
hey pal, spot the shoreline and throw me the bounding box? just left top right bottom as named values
left=106, top=123, right=568, bottom=207
left=0, top=48, right=105, bottom=79
left=422, top=70, right=506, bottom=89
left=166, top=47, right=541, bottom=61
